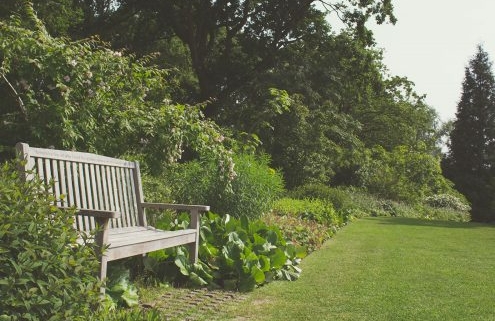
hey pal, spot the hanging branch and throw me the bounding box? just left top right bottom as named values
left=1, top=72, right=28, bottom=120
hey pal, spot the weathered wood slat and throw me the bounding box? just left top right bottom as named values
left=106, top=230, right=196, bottom=261
left=51, top=160, right=61, bottom=207
left=16, top=142, right=209, bottom=294
left=108, top=227, right=195, bottom=244
left=117, top=167, right=130, bottom=227
left=125, top=167, right=137, bottom=227
left=85, top=164, right=96, bottom=231
left=58, top=161, right=68, bottom=208
left=28, top=146, right=135, bottom=168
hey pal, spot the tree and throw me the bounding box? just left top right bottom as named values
left=444, top=45, right=495, bottom=222
left=46, top=0, right=394, bottom=118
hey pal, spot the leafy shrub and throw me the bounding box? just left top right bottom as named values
left=0, top=6, right=234, bottom=178
left=344, top=187, right=471, bottom=222
left=140, top=212, right=304, bottom=292
left=0, top=161, right=101, bottom=320
left=424, top=194, right=471, bottom=211
left=356, top=145, right=456, bottom=203
left=263, top=212, right=332, bottom=253
left=272, top=198, right=343, bottom=227
left=289, top=183, right=334, bottom=200
left=168, top=153, right=284, bottom=219
left=289, top=183, right=354, bottom=212
left=413, top=203, right=471, bottom=222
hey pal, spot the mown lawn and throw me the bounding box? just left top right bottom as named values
left=219, top=217, right=495, bottom=320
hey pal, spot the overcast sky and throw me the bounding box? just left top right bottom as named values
left=368, top=0, right=495, bottom=123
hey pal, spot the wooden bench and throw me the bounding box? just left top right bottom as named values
left=16, top=143, right=209, bottom=291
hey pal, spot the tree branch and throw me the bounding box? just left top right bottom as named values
left=1, top=72, right=28, bottom=120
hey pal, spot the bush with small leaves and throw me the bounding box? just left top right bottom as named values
left=272, top=197, right=342, bottom=227
left=168, top=153, right=284, bottom=219
left=289, top=183, right=354, bottom=213
left=0, top=161, right=101, bottom=320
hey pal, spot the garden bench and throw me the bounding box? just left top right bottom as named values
left=16, top=143, right=209, bottom=291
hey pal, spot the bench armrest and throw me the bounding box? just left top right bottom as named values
left=141, top=202, right=210, bottom=212
left=60, top=207, right=120, bottom=219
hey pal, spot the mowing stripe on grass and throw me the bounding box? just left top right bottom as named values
left=224, top=217, right=495, bottom=321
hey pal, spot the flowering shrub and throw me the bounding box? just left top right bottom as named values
left=424, top=194, right=471, bottom=211
left=0, top=4, right=233, bottom=180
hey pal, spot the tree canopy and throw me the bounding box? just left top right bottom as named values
left=0, top=1, right=460, bottom=205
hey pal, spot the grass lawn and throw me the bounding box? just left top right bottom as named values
left=217, top=217, right=495, bottom=320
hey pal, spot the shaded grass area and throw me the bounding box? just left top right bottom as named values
left=219, top=217, right=495, bottom=320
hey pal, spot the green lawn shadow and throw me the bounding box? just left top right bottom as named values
left=369, top=216, right=495, bottom=229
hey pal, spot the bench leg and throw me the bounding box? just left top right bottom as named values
left=99, top=256, right=108, bottom=296
left=189, top=210, right=200, bottom=264
left=94, top=217, right=110, bottom=296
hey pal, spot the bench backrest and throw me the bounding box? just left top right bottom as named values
left=16, top=143, right=146, bottom=232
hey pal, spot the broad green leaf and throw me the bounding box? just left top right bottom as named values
left=174, top=257, right=190, bottom=276
left=189, top=272, right=208, bottom=286
left=121, top=285, right=139, bottom=307
left=269, top=248, right=287, bottom=269
left=251, top=266, right=265, bottom=284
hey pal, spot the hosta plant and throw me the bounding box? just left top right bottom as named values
left=142, top=212, right=306, bottom=292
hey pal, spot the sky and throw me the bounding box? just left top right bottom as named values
left=368, top=0, right=495, bottom=123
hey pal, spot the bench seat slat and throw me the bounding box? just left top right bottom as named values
left=106, top=228, right=196, bottom=261
left=108, top=227, right=195, bottom=244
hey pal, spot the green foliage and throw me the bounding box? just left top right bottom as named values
left=289, top=183, right=335, bottom=200
left=444, top=45, right=495, bottom=222
left=356, top=144, right=454, bottom=203
left=263, top=212, right=332, bottom=254
left=419, top=205, right=471, bottom=222
left=0, top=0, right=84, bottom=37
left=0, top=161, right=101, bottom=320
left=168, top=153, right=284, bottom=219
left=141, top=212, right=304, bottom=292
left=106, top=266, right=140, bottom=308
left=272, top=198, right=343, bottom=227
left=289, top=183, right=353, bottom=212
left=342, top=187, right=471, bottom=222
left=87, top=308, right=163, bottom=321
left=356, top=76, right=441, bottom=152
left=265, top=95, right=363, bottom=189
left=424, top=194, right=471, bottom=212
left=0, top=7, right=233, bottom=179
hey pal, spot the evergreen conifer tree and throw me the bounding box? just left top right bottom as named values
left=444, top=45, right=495, bottom=221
